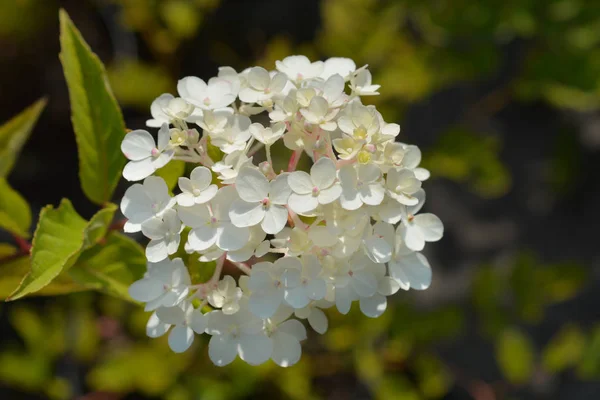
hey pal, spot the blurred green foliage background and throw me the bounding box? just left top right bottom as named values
left=0, top=0, right=599, bottom=399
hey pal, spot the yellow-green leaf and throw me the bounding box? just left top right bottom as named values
left=0, top=178, right=31, bottom=238
left=7, top=200, right=117, bottom=301
left=7, top=199, right=87, bottom=300
left=0, top=98, right=46, bottom=177
left=82, top=202, right=117, bottom=249
left=542, top=324, right=585, bottom=373
left=496, top=328, right=535, bottom=385
left=59, top=10, right=126, bottom=205
left=69, top=232, right=146, bottom=302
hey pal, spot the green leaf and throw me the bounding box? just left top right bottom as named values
left=59, top=9, right=126, bottom=205
left=83, top=202, right=117, bottom=249
left=7, top=199, right=87, bottom=300
left=7, top=200, right=117, bottom=301
left=155, top=160, right=185, bottom=192
left=0, top=256, right=88, bottom=300
left=0, top=178, right=31, bottom=238
left=542, top=324, right=585, bottom=373
left=68, top=232, right=146, bottom=302
left=0, top=98, right=46, bottom=177
left=496, top=328, right=535, bottom=385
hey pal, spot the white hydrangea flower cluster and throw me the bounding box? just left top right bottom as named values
left=120, top=56, right=444, bottom=367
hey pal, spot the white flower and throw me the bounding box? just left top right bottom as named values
left=146, top=94, right=199, bottom=127
left=265, top=307, right=307, bottom=367
left=120, top=176, right=175, bottom=233
left=269, top=90, right=299, bottom=122
left=128, top=258, right=191, bottom=311
left=141, top=209, right=183, bottom=262
left=121, top=124, right=174, bottom=181
left=154, top=303, right=208, bottom=353
left=249, top=122, right=286, bottom=146
left=239, top=67, right=288, bottom=104
left=211, top=150, right=253, bottom=184
left=294, top=301, right=331, bottom=334
left=178, top=186, right=249, bottom=252
left=196, top=108, right=233, bottom=135
left=287, top=157, right=342, bottom=214
left=226, top=225, right=268, bottom=262
left=210, top=114, right=252, bottom=154
left=207, top=275, right=243, bottom=314
left=206, top=305, right=271, bottom=366
left=229, top=167, right=291, bottom=235
left=386, top=168, right=422, bottom=206
left=332, top=255, right=383, bottom=315
left=177, top=76, right=238, bottom=110
left=320, top=57, right=356, bottom=80
left=337, top=101, right=380, bottom=142
left=299, top=96, right=339, bottom=131
left=398, top=210, right=444, bottom=252
left=283, top=255, right=327, bottom=309
left=350, top=68, right=380, bottom=96
left=176, top=166, right=218, bottom=206
left=247, top=257, right=300, bottom=318
left=276, top=55, right=324, bottom=82
left=362, top=221, right=394, bottom=264
left=339, top=164, right=385, bottom=210
left=314, top=74, right=346, bottom=108
left=388, top=234, right=432, bottom=291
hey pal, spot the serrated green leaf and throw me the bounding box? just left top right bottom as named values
left=0, top=178, right=31, bottom=238
left=496, top=328, right=535, bottom=385
left=59, top=10, right=126, bottom=205
left=0, top=256, right=88, bottom=300
left=68, top=232, right=146, bottom=302
left=0, top=98, right=46, bottom=177
left=7, top=199, right=87, bottom=300
left=155, top=160, right=185, bottom=192
left=82, top=202, right=117, bottom=249
left=7, top=200, right=117, bottom=301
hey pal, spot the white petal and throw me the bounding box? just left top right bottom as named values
left=414, top=213, right=444, bottom=242
left=359, top=294, right=387, bottom=318
left=189, top=310, right=208, bottom=333
left=190, top=166, right=214, bottom=189
left=188, top=226, right=218, bottom=251
left=307, top=308, right=328, bottom=334
left=278, top=319, right=307, bottom=341
left=306, top=279, right=327, bottom=300
left=168, top=325, right=194, bottom=353
left=216, top=223, right=249, bottom=251
left=334, top=286, right=354, bottom=315
left=249, top=289, right=282, bottom=318
left=236, top=167, right=270, bottom=202
left=146, top=239, right=169, bottom=262
left=156, top=306, right=185, bottom=325
left=288, top=193, right=318, bottom=214
left=121, top=130, right=155, bottom=160
left=146, top=312, right=170, bottom=338
left=271, top=332, right=302, bottom=367
left=310, top=158, right=336, bottom=189
left=400, top=224, right=425, bottom=252
left=288, top=171, right=314, bottom=194
left=229, top=199, right=264, bottom=227
left=129, top=279, right=163, bottom=302
left=284, top=287, right=310, bottom=309
left=364, top=236, right=392, bottom=263
left=351, top=271, right=378, bottom=298
left=123, top=158, right=155, bottom=181
left=389, top=252, right=432, bottom=290
left=209, top=334, right=238, bottom=366
left=359, top=183, right=385, bottom=206
left=317, top=184, right=342, bottom=205
left=269, top=174, right=292, bottom=205
left=238, top=334, right=273, bottom=365
left=261, top=205, right=288, bottom=235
